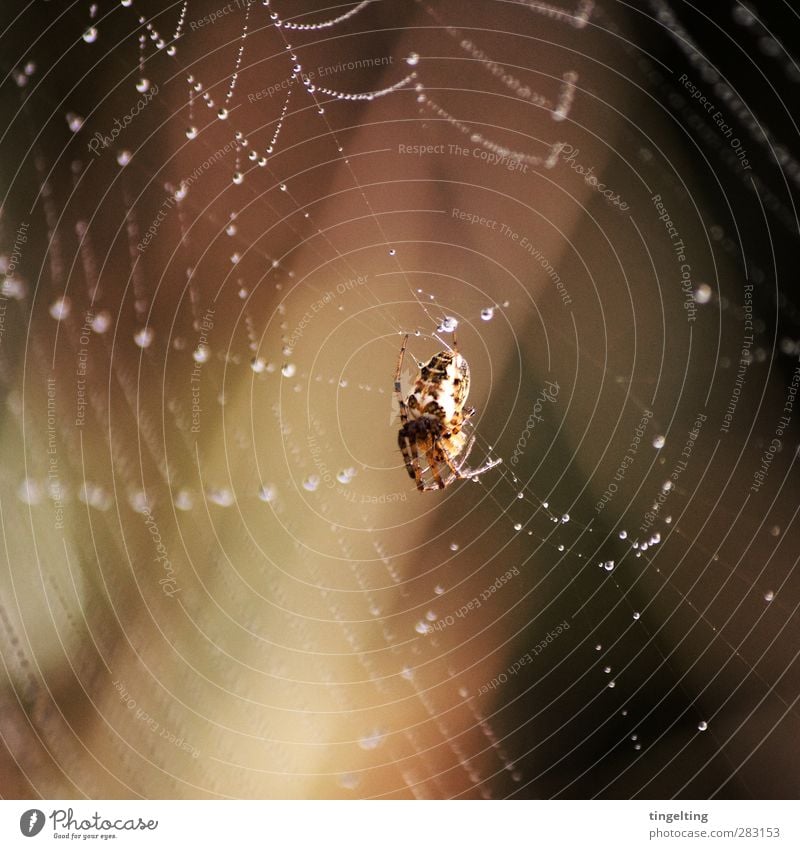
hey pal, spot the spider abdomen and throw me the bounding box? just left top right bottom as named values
left=394, top=334, right=499, bottom=491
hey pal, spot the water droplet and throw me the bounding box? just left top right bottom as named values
left=128, top=490, right=149, bottom=513
left=764, top=589, right=775, bottom=602
left=619, top=529, right=628, bottom=540
left=449, top=542, right=459, bottom=551
left=438, top=316, right=458, bottom=333
left=250, top=357, right=266, bottom=373
left=388, top=248, right=396, bottom=256
left=79, top=483, right=112, bottom=511
left=434, top=584, right=445, bottom=595
left=595, top=644, right=602, bottom=651
left=49, top=296, right=71, bottom=320
left=561, top=514, right=570, bottom=523
left=697, top=720, right=708, bottom=731
left=258, top=484, right=276, bottom=503
left=632, top=611, right=640, bottom=620
left=302, top=475, right=320, bottom=492
left=358, top=729, right=386, bottom=750
left=208, top=488, right=234, bottom=507
left=217, top=108, right=228, bottom=120
left=604, top=666, right=612, bottom=674
left=174, top=489, right=194, bottom=511
left=608, top=680, right=616, bottom=689
left=604, top=561, right=614, bottom=571
left=66, top=112, right=84, bottom=132
left=193, top=345, right=210, bottom=363
left=88, top=311, right=110, bottom=333
left=281, top=363, right=296, bottom=378
left=415, top=620, right=431, bottom=635
left=694, top=283, right=712, bottom=304
left=652, top=434, right=666, bottom=449
left=770, top=525, right=781, bottom=537
left=513, top=522, right=522, bottom=531
left=134, top=326, right=155, bottom=348
left=116, top=150, right=132, bottom=166
left=186, top=126, right=198, bottom=140
left=406, top=52, right=420, bottom=66
left=17, top=478, right=42, bottom=505
left=135, top=77, right=150, bottom=93
left=83, top=27, right=98, bottom=43
left=232, top=172, right=243, bottom=185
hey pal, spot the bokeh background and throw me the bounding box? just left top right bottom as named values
left=1, top=0, right=799, bottom=798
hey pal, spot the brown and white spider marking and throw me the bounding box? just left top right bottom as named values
left=394, top=333, right=501, bottom=491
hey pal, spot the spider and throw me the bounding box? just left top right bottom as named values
left=394, top=333, right=502, bottom=491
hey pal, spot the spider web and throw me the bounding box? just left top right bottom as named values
left=0, top=0, right=798, bottom=802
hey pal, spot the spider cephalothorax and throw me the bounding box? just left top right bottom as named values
left=394, top=334, right=501, bottom=491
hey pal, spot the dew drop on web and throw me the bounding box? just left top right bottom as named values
left=49, top=296, right=71, bottom=321
left=134, top=327, right=154, bottom=348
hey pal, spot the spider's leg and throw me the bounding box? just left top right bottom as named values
left=440, top=435, right=502, bottom=481
left=440, top=443, right=468, bottom=480
left=419, top=442, right=454, bottom=491
left=394, top=334, right=410, bottom=426
left=458, top=456, right=504, bottom=479
left=423, top=477, right=454, bottom=492
left=428, top=453, right=447, bottom=490
left=399, top=431, right=425, bottom=491
left=397, top=398, right=409, bottom=428
left=437, top=433, right=477, bottom=477
left=394, top=334, right=409, bottom=386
